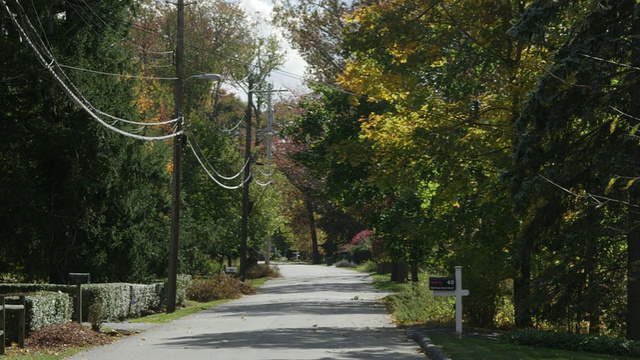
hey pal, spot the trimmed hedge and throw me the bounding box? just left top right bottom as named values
left=501, top=330, right=640, bottom=358
left=82, top=283, right=138, bottom=321
left=81, top=275, right=191, bottom=321
left=4, top=292, right=72, bottom=343
left=1, top=274, right=192, bottom=323
left=0, top=284, right=75, bottom=296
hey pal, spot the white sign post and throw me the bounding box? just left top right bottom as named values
left=431, top=266, right=470, bottom=337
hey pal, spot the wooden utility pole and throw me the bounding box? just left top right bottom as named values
left=240, top=77, right=253, bottom=280
left=167, top=0, right=184, bottom=314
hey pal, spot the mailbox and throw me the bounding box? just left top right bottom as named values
left=68, top=273, right=90, bottom=323
left=68, top=273, right=90, bottom=284
left=429, top=276, right=455, bottom=291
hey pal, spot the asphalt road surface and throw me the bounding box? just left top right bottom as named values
left=68, top=264, right=426, bottom=360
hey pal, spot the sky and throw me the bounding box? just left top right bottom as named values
left=238, top=0, right=308, bottom=93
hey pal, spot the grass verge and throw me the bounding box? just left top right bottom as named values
left=428, top=333, right=638, bottom=360
left=129, top=277, right=271, bottom=324
left=4, top=346, right=85, bottom=360
left=128, top=298, right=232, bottom=324
left=369, top=273, right=409, bottom=293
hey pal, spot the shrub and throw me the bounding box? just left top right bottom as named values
left=335, top=259, right=357, bottom=268
left=339, top=230, right=374, bottom=264
left=88, top=303, right=104, bottom=331
left=186, top=274, right=254, bottom=302
left=245, top=264, right=280, bottom=279
left=386, top=283, right=454, bottom=326
left=501, top=330, right=640, bottom=358
left=356, top=260, right=377, bottom=273
left=82, top=283, right=133, bottom=321
left=3, top=292, right=72, bottom=343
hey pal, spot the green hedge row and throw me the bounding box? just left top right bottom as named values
left=4, top=292, right=72, bottom=343
left=501, top=330, right=640, bottom=358
left=1, top=274, right=192, bottom=323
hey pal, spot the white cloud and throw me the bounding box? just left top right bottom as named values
left=239, top=0, right=307, bottom=92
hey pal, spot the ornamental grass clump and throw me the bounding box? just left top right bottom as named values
left=245, top=264, right=280, bottom=279
left=335, top=259, right=357, bottom=268
left=186, top=273, right=253, bottom=302
left=386, top=283, right=454, bottom=326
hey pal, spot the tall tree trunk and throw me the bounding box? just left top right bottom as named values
left=410, top=261, right=419, bottom=283
left=514, top=234, right=534, bottom=328
left=305, top=195, right=320, bottom=264
left=626, top=3, right=640, bottom=340
left=390, top=261, right=408, bottom=283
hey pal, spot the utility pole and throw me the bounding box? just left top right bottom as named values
left=266, top=83, right=273, bottom=164
left=240, top=76, right=253, bottom=280
left=167, top=0, right=184, bottom=314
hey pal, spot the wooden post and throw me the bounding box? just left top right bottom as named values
left=0, top=295, right=5, bottom=355
left=1, top=295, right=26, bottom=349
left=17, top=295, right=24, bottom=348
left=76, top=284, right=82, bottom=324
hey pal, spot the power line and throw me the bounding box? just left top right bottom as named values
left=1, top=0, right=183, bottom=141
left=184, top=123, right=249, bottom=181
left=58, top=63, right=178, bottom=80
left=185, top=132, right=250, bottom=190
left=253, top=177, right=272, bottom=187
left=72, top=0, right=175, bottom=57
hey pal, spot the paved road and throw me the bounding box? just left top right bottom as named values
left=68, top=264, right=426, bottom=360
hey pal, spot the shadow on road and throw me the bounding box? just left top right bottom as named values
left=159, top=326, right=421, bottom=360
left=257, top=271, right=386, bottom=296
left=202, top=299, right=387, bottom=317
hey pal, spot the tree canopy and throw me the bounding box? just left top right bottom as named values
left=4, top=0, right=640, bottom=341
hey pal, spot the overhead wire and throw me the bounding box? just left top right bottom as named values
left=57, top=63, right=178, bottom=80
left=185, top=133, right=250, bottom=189
left=1, top=0, right=183, bottom=141
left=252, top=178, right=272, bottom=187
left=74, top=0, right=175, bottom=57
left=27, top=0, right=52, bottom=51
left=59, top=0, right=175, bottom=74
left=94, top=110, right=180, bottom=126
left=219, top=116, right=245, bottom=134
left=184, top=123, right=250, bottom=181
left=33, top=2, right=182, bottom=127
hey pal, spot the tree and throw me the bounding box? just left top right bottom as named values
left=0, top=0, right=174, bottom=282
left=510, top=0, right=640, bottom=337
left=335, top=0, right=534, bottom=311
left=272, top=0, right=350, bottom=84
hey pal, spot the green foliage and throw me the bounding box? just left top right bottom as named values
left=83, top=283, right=149, bottom=321
left=4, top=293, right=72, bottom=344
left=24, top=293, right=72, bottom=333
left=429, top=333, right=638, bottom=360
left=501, top=330, right=640, bottom=358
left=356, top=260, right=377, bottom=273
left=0, top=0, right=172, bottom=284
left=186, top=274, right=253, bottom=302
left=88, top=303, right=104, bottom=332
left=508, top=0, right=638, bottom=332
left=385, top=284, right=454, bottom=326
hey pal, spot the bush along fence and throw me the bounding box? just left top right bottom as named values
left=1, top=293, right=60, bottom=347
left=0, top=274, right=192, bottom=343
